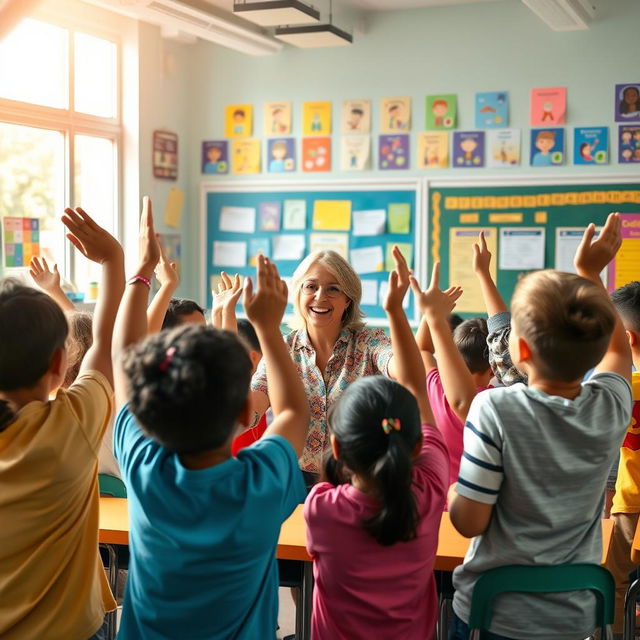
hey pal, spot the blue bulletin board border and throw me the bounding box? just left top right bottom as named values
left=201, top=179, right=425, bottom=327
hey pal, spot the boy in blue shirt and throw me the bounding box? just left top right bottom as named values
left=111, top=199, right=309, bottom=639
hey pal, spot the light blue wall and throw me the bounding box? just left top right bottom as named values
left=183, top=0, right=640, bottom=299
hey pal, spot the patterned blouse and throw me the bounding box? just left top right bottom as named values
left=251, top=326, right=394, bottom=473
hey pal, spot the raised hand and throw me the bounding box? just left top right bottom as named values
left=574, top=212, right=622, bottom=281
left=61, top=207, right=122, bottom=264
left=30, top=256, right=62, bottom=293
left=243, top=255, right=288, bottom=332
left=138, top=196, right=160, bottom=273
left=155, top=241, right=179, bottom=289
left=410, top=262, right=463, bottom=319
left=383, top=245, right=411, bottom=313
left=472, top=231, right=492, bottom=276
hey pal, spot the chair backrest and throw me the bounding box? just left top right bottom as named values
left=468, top=564, right=614, bottom=635
left=98, top=473, right=127, bottom=498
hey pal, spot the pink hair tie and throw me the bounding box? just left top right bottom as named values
left=381, top=417, right=401, bottom=435
left=159, top=346, right=176, bottom=372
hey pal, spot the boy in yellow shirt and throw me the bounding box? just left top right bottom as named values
left=0, top=207, right=124, bottom=639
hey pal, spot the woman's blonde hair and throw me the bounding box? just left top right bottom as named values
left=289, top=250, right=364, bottom=332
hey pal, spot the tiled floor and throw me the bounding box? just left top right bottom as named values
left=278, top=587, right=297, bottom=639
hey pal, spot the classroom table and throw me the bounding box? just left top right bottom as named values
left=99, top=498, right=615, bottom=640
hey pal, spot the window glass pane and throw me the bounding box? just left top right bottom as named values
left=74, top=32, right=117, bottom=118
left=0, top=122, right=66, bottom=274
left=73, top=134, right=116, bottom=294
left=0, top=19, right=68, bottom=109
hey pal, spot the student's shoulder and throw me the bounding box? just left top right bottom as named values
left=304, top=482, right=345, bottom=522
left=61, top=370, right=113, bottom=403
left=236, top=434, right=300, bottom=470
left=56, top=370, right=113, bottom=424
left=583, top=371, right=633, bottom=405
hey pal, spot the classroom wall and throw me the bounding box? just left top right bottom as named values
left=174, top=0, right=640, bottom=299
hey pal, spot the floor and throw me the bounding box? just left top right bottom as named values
left=278, top=587, right=297, bottom=639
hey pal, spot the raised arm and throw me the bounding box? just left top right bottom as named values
left=244, top=256, right=309, bottom=456
left=574, top=212, right=631, bottom=383
left=112, top=197, right=161, bottom=408
left=383, top=245, right=433, bottom=425
left=61, top=207, right=125, bottom=386
left=211, top=272, right=243, bottom=332
left=29, top=256, right=75, bottom=312
left=473, top=231, right=507, bottom=316
left=146, top=242, right=179, bottom=334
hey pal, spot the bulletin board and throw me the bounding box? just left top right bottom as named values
left=427, top=177, right=640, bottom=316
left=201, top=179, right=424, bottom=326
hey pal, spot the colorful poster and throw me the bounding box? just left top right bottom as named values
left=530, top=87, right=566, bottom=126
left=2, top=216, right=40, bottom=267
left=302, top=137, right=331, bottom=172
left=378, top=134, right=409, bottom=170
left=267, top=138, right=295, bottom=172
left=312, top=200, right=351, bottom=231
left=158, top=233, right=182, bottom=277
left=202, top=141, right=229, bottom=175
left=388, top=203, right=411, bottom=234
left=259, top=202, right=281, bottom=231
left=385, top=242, right=413, bottom=271
left=619, top=126, right=640, bottom=163
left=608, top=214, right=640, bottom=290
left=224, top=104, right=253, bottom=137
left=231, top=139, right=261, bottom=174
left=309, top=233, right=349, bottom=259
left=425, top=94, right=456, bottom=130
left=417, top=131, right=449, bottom=169
left=574, top=127, right=609, bottom=165
left=452, top=131, right=485, bottom=168
left=487, top=129, right=520, bottom=168
left=302, top=101, right=331, bottom=135
left=249, top=237, right=270, bottom=266
left=264, top=101, right=291, bottom=135
left=283, top=200, right=307, bottom=229
left=380, top=97, right=411, bottom=133
left=615, top=84, right=640, bottom=123
left=153, top=130, right=178, bottom=180
left=530, top=128, right=565, bottom=166
left=475, top=92, right=509, bottom=128
left=341, top=135, right=370, bottom=171
left=342, top=99, right=371, bottom=133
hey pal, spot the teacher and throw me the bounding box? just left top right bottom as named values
left=250, top=248, right=407, bottom=482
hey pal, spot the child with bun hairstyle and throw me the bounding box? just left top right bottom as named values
left=304, top=251, right=449, bottom=640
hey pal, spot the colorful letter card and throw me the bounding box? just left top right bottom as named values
left=475, top=92, right=509, bottom=128
left=342, top=99, right=371, bottom=133
left=302, top=137, right=331, bottom=172
left=225, top=104, right=253, bottom=137
left=530, top=128, right=564, bottom=166
left=202, top=140, right=229, bottom=174
left=378, top=135, right=409, bottom=170
left=417, top=132, right=449, bottom=169
left=615, top=84, right=640, bottom=123
left=267, top=138, right=295, bottom=172
left=303, top=101, right=332, bottom=135
left=530, top=87, right=566, bottom=126
left=380, top=97, right=411, bottom=133
left=2, top=217, right=39, bottom=267
left=619, top=126, right=640, bottom=163
left=341, top=135, right=371, bottom=171
left=426, top=94, right=457, bottom=130
left=264, top=101, right=292, bottom=135
left=453, top=131, right=485, bottom=168
left=574, top=127, right=608, bottom=165
left=487, top=129, right=520, bottom=168
left=231, top=139, right=261, bottom=174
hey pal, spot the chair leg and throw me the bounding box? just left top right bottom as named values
left=437, top=596, right=451, bottom=640
left=624, top=579, right=640, bottom=640
left=100, top=544, right=118, bottom=640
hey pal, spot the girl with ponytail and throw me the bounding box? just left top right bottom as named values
left=304, top=253, right=449, bottom=640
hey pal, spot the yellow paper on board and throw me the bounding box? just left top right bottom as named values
left=614, top=238, right=640, bottom=289
left=231, top=139, right=261, bottom=174
left=312, top=200, right=352, bottom=231
left=164, top=188, right=185, bottom=228
left=449, top=227, right=497, bottom=313
left=488, top=212, right=523, bottom=223
left=535, top=211, right=548, bottom=223
left=459, top=213, right=479, bottom=224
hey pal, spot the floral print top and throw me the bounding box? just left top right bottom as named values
left=250, top=326, right=394, bottom=473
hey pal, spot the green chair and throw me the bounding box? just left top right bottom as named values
left=98, top=473, right=127, bottom=498
left=467, top=564, right=615, bottom=640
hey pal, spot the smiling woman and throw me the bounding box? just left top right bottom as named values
left=250, top=249, right=403, bottom=481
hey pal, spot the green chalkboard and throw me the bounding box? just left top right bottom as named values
left=428, top=181, right=640, bottom=315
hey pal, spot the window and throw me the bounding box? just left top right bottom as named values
left=0, top=17, right=120, bottom=295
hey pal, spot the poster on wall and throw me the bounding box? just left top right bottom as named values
left=573, top=127, right=609, bottom=165
left=530, top=87, right=566, bottom=126
left=302, top=137, right=331, bottom=172
left=608, top=213, right=640, bottom=290
left=302, top=101, right=332, bottom=135
left=614, top=84, right=640, bottom=123
left=231, top=139, right=261, bottom=174
left=417, top=131, right=449, bottom=169
left=2, top=216, right=40, bottom=268
left=486, top=129, right=520, bottom=168
left=153, top=130, right=178, bottom=180
left=619, top=126, right=640, bottom=163
left=452, top=131, right=485, bottom=168
left=378, top=134, right=409, bottom=170
left=425, top=94, right=456, bottom=130
left=475, top=91, right=509, bottom=128
left=341, top=135, right=370, bottom=170
left=224, top=104, right=253, bottom=137
left=530, top=128, right=565, bottom=166
left=380, top=97, right=411, bottom=133
left=264, top=101, right=292, bottom=135
left=342, top=99, right=371, bottom=133
left=267, top=138, right=295, bottom=172
left=201, top=140, right=229, bottom=174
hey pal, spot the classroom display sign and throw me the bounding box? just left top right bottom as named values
left=225, top=104, right=253, bottom=137
left=417, top=132, right=449, bottom=169
left=264, top=102, right=291, bottom=136
left=202, top=140, right=229, bottom=174
left=619, top=126, right=640, bottom=163
left=231, top=139, right=261, bottom=174
left=530, top=87, right=566, bottom=126
left=302, top=102, right=332, bottom=135
left=380, top=97, right=411, bottom=133
left=425, top=94, right=456, bottom=130
left=614, top=84, right=640, bottom=123
left=574, top=127, right=608, bottom=165
left=530, top=128, right=564, bottom=166
left=378, top=135, right=409, bottom=170
left=153, top=130, right=178, bottom=180
left=452, top=131, right=485, bottom=168
left=487, top=129, right=520, bottom=168
left=608, top=213, right=640, bottom=290
left=475, top=92, right=509, bottom=128
left=267, top=138, right=295, bottom=173
left=341, top=135, right=371, bottom=171
left=342, top=99, right=371, bottom=134
left=2, top=217, right=40, bottom=267
left=302, top=137, right=331, bottom=172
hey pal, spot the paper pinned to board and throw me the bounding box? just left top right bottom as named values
left=164, top=188, right=185, bottom=228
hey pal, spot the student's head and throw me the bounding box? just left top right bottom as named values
left=510, top=270, right=615, bottom=383
left=63, top=311, right=93, bottom=388
left=162, top=298, right=206, bottom=330
left=325, top=376, right=422, bottom=546
left=448, top=313, right=464, bottom=332
left=453, top=317, right=490, bottom=380
left=237, top=318, right=262, bottom=374
left=271, top=141, right=287, bottom=160
left=611, top=281, right=640, bottom=357
left=290, top=250, right=364, bottom=333
left=123, top=324, right=252, bottom=454
left=233, top=109, right=245, bottom=122
left=535, top=131, right=555, bottom=152
left=460, top=137, right=477, bottom=153
left=621, top=86, right=640, bottom=112
left=0, top=279, right=69, bottom=428
left=207, top=145, right=222, bottom=163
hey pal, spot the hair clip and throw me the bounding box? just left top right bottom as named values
left=159, top=346, right=176, bottom=372
left=381, top=417, right=401, bottom=435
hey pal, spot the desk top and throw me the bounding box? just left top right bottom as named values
left=99, top=497, right=614, bottom=568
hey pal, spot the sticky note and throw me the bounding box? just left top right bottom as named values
left=164, top=188, right=185, bottom=228
left=312, top=200, right=351, bottom=231
left=388, top=203, right=411, bottom=234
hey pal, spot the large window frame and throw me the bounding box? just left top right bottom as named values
left=0, top=13, right=123, bottom=286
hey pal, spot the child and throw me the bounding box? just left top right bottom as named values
left=304, top=253, right=449, bottom=639
left=449, top=213, right=632, bottom=640
left=0, top=206, right=124, bottom=639
left=415, top=276, right=492, bottom=488
left=111, top=200, right=309, bottom=639
left=606, top=280, right=640, bottom=636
